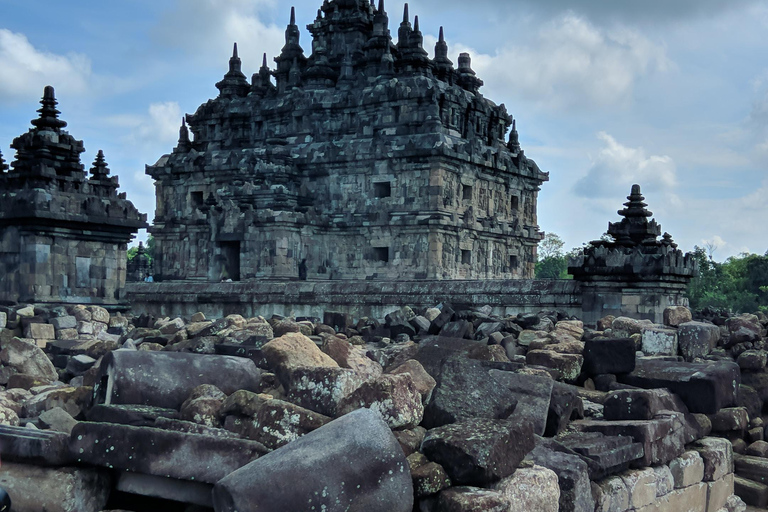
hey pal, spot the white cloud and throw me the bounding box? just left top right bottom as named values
left=107, top=101, right=182, bottom=152
left=0, top=29, right=93, bottom=102
left=433, top=14, right=670, bottom=111
left=573, top=132, right=677, bottom=200
left=153, top=0, right=285, bottom=68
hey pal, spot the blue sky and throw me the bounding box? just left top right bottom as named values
left=1, top=0, right=767, bottom=260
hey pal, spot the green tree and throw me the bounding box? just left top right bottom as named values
left=127, top=235, right=154, bottom=267
left=535, top=233, right=570, bottom=279
left=687, top=247, right=768, bottom=313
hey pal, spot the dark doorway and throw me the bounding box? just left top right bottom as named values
left=218, top=242, right=241, bottom=281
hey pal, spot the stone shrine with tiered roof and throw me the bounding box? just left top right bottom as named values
left=0, top=86, right=147, bottom=305
left=147, top=0, right=549, bottom=282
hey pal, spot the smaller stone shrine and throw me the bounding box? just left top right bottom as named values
left=569, top=184, right=698, bottom=325
left=0, top=86, right=147, bottom=306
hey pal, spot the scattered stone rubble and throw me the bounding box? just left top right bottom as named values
left=1, top=301, right=767, bottom=511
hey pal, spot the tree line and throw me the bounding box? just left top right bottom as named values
left=534, top=233, right=768, bottom=314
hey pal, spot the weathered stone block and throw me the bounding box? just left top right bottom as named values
left=336, top=373, right=424, bottom=429
left=49, top=315, right=77, bottom=330
left=633, top=482, right=707, bottom=512
left=0, top=462, right=110, bottom=512
left=421, top=417, right=534, bottom=486
left=493, top=464, right=559, bottom=512
left=94, top=350, right=262, bottom=410
left=664, top=306, right=693, bottom=327
left=23, top=322, right=54, bottom=340
left=603, top=388, right=686, bottom=421
left=669, top=451, right=705, bottom=488
left=583, top=337, right=636, bottom=376
left=618, top=359, right=740, bottom=414
left=487, top=369, right=553, bottom=435
left=734, top=475, right=768, bottom=507
left=592, top=476, right=630, bottom=512
left=621, top=467, right=657, bottom=509
left=527, top=442, right=595, bottom=512
left=213, top=409, right=412, bottom=512
left=693, top=438, right=733, bottom=482
left=286, top=366, right=367, bottom=417
left=526, top=350, right=583, bottom=382
left=436, top=486, right=510, bottom=512
left=641, top=327, right=678, bottom=356
left=706, top=472, right=734, bottom=512
left=71, top=421, right=267, bottom=483
left=422, top=357, right=518, bottom=429
left=678, top=321, right=720, bottom=361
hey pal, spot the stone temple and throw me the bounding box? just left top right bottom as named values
left=146, top=0, right=549, bottom=282
left=0, top=86, right=147, bottom=306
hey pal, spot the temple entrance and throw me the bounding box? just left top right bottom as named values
left=217, top=242, right=240, bottom=281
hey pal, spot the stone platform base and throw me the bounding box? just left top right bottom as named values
left=126, top=279, right=582, bottom=320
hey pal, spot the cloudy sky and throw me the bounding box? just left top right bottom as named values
left=1, top=0, right=766, bottom=260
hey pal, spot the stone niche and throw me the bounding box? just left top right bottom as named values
left=569, top=185, right=698, bottom=326
left=0, top=86, right=147, bottom=305
left=146, top=0, right=549, bottom=283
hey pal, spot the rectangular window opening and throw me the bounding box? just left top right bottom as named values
left=374, top=247, right=390, bottom=263
left=191, top=191, right=204, bottom=209
left=510, top=195, right=519, bottom=211
left=373, top=182, right=392, bottom=198
left=462, top=185, right=472, bottom=201
left=461, top=250, right=471, bottom=265
left=510, top=255, right=519, bottom=269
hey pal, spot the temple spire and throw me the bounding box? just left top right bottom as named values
left=403, top=3, right=409, bottom=23
left=31, top=86, right=67, bottom=131
left=378, top=0, right=385, bottom=14
left=262, top=52, right=268, bottom=68
left=439, top=26, right=444, bottom=42
left=178, top=118, right=191, bottom=147
left=290, top=6, right=296, bottom=25
left=89, top=150, right=111, bottom=180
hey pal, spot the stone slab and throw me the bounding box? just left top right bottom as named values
left=70, top=421, right=267, bottom=483
left=94, top=350, right=262, bottom=410
left=617, top=359, right=740, bottom=414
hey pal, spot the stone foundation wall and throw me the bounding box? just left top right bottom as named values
left=125, top=279, right=582, bottom=320
left=0, top=229, right=127, bottom=305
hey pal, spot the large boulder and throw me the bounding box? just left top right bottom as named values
left=663, top=307, right=692, bottom=327
left=337, top=373, right=423, bottom=429
left=0, top=337, right=58, bottom=384
left=286, top=366, right=368, bottom=417
left=213, top=408, right=412, bottom=512
left=421, top=417, right=535, bottom=486
left=493, top=464, right=560, bottom=512
left=94, top=350, right=261, bottom=410
left=0, top=462, right=110, bottom=512
left=422, top=357, right=518, bottom=429
left=262, top=332, right=338, bottom=385
left=678, top=321, right=720, bottom=361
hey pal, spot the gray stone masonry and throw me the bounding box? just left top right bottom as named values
left=0, top=86, right=147, bottom=305
left=146, top=0, right=548, bottom=283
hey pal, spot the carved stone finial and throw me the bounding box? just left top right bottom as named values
left=403, top=3, right=409, bottom=23
left=178, top=118, right=191, bottom=148
left=89, top=150, right=111, bottom=179
left=31, top=86, right=67, bottom=131
left=216, top=42, right=249, bottom=97
left=290, top=6, right=296, bottom=25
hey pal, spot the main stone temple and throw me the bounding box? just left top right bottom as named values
left=147, top=0, right=549, bottom=282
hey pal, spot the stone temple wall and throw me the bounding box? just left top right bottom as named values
left=0, top=229, right=127, bottom=305
left=125, top=279, right=582, bottom=320
left=147, top=0, right=548, bottom=283
left=0, top=86, right=146, bottom=306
